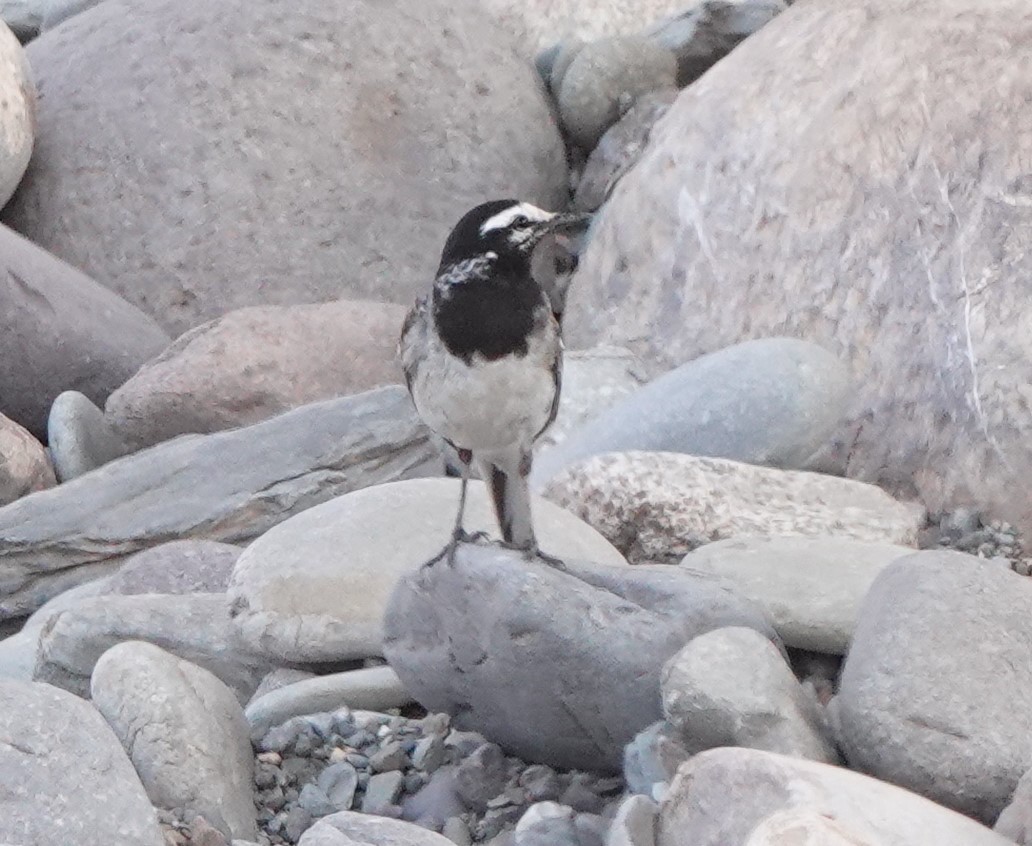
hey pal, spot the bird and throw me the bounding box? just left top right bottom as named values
left=399, top=199, right=592, bottom=566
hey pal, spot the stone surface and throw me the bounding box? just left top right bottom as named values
left=228, top=477, right=626, bottom=663
left=34, top=593, right=274, bottom=701
left=562, top=0, right=1032, bottom=537
left=299, top=811, right=456, bottom=846
left=384, top=544, right=779, bottom=772
left=0, top=411, right=54, bottom=504
left=105, top=300, right=408, bottom=451
left=0, top=679, right=164, bottom=846
left=0, top=21, right=31, bottom=202
left=4, top=0, right=566, bottom=336
left=0, top=223, right=169, bottom=438
left=574, top=89, right=677, bottom=213
left=607, top=795, right=657, bottom=846
left=91, top=642, right=257, bottom=839
left=0, top=0, right=43, bottom=40
left=532, top=338, right=853, bottom=488
left=995, top=765, right=1032, bottom=843
left=514, top=802, right=576, bottom=846
left=107, top=539, right=242, bottom=594
left=835, top=551, right=1032, bottom=823
left=557, top=36, right=676, bottom=150
left=680, top=535, right=914, bottom=654
left=623, top=721, right=689, bottom=798
left=656, top=748, right=1010, bottom=846
left=0, top=387, right=435, bottom=619
left=743, top=810, right=881, bottom=846
left=246, top=667, right=411, bottom=739
left=544, top=452, right=925, bottom=562
left=661, top=626, right=837, bottom=763
left=47, top=390, right=127, bottom=481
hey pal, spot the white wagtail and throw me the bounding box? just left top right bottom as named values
left=399, top=199, right=591, bottom=565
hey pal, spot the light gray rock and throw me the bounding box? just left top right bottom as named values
left=34, top=593, right=274, bottom=701
left=661, top=626, right=837, bottom=763
left=562, top=0, right=1032, bottom=540
left=743, top=810, right=882, bottom=845
left=383, top=545, right=779, bottom=772
left=995, top=765, right=1032, bottom=843
left=0, top=679, right=164, bottom=846
left=104, top=300, right=408, bottom=451
left=557, top=36, right=677, bottom=150
left=656, top=748, right=1011, bottom=846
left=532, top=338, right=852, bottom=488
left=47, top=390, right=127, bottom=481
left=543, top=452, right=925, bottom=562
left=4, top=0, right=566, bottom=336
left=835, top=551, right=1032, bottom=823
left=646, top=0, right=787, bottom=85
left=606, top=795, right=657, bottom=846
left=0, top=0, right=43, bottom=40
left=0, top=22, right=31, bottom=202
left=228, top=477, right=626, bottom=663
left=299, top=811, right=457, bottom=846
left=0, top=387, right=436, bottom=619
left=91, top=642, right=257, bottom=839
left=361, top=771, right=405, bottom=814
left=249, top=667, right=317, bottom=703
left=108, top=539, right=242, bottom=594
left=246, top=666, right=411, bottom=739
left=0, top=627, right=34, bottom=679
left=680, top=536, right=914, bottom=654
left=0, top=223, right=170, bottom=439
left=515, top=802, right=577, bottom=846
left=0, top=411, right=54, bottom=505
left=40, top=0, right=97, bottom=28
left=623, top=720, right=690, bottom=798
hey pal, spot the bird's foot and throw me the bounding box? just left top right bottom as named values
left=422, top=529, right=490, bottom=569
left=498, top=541, right=569, bottom=572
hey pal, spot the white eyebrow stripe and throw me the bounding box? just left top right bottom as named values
left=479, top=202, right=554, bottom=235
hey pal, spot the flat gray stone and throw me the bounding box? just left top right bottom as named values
left=835, top=551, right=1032, bottom=823
left=228, top=478, right=626, bottom=663
left=680, top=535, right=914, bottom=654
left=384, top=545, right=779, bottom=772
left=91, top=642, right=257, bottom=839
left=656, top=748, right=1011, bottom=846
left=246, top=666, right=411, bottom=739
left=47, top=390, right=128, bottom=481
left=0, top=386, right=436, bottom=619
left=661, top=626, right=837, bottom=763
left=34, top=593, right=274, bottom=701
left=299, top=811, right=456, bottom=846
left=532, top=338, right=852, bottom=488
left=0, top=679, right=163, bottom=846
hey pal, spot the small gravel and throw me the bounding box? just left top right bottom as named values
left=921, top=508, right=1027, bottom=572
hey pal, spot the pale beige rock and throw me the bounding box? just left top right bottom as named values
left=228, top=478, right=628, bottom=663
left=563, top=0, right=1032, bottom=536
left=106, top=300, right=408, bottom=451
left=0, top=21, right=32, bottom=205
left=0, top=411, right=54, bottom=504
left=543, top=452, right=925, bottom=562
left=744, top=810, right=880, bottom=846
left=657, top=748, right=1013, bottom=846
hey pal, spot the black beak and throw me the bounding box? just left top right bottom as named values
left=543, top=211, right=594, bottom=255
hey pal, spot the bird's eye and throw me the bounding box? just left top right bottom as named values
left=511, top=215, right=531, bottom=228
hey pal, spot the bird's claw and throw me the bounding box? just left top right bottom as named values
left=496, top=540, right=568, bottom=571
left=422, top=529, right=491, bottom=569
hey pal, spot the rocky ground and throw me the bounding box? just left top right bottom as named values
left=0, top=1, right=1030, bottom=846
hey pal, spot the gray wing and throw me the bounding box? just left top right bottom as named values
left=533, top=306, right=563, bottom=443
left=398, top=296, right=429, bottom=397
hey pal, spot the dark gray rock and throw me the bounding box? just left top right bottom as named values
left=532, top=338, right=851, bottom=488
left=0, top=387, right=436, bottom=619
left=383, top=545, right=779, bottom=772
left=456, top=744, right=509, bottom=811
left=402, top=767, right=466, bottom=824
left=835, top=551, right=1032, bottom=823
left=363, top=771, right=405, bottom=814
left=47, top=390, right=128, bottom=481
left=318, top=763, right=360, bottom=813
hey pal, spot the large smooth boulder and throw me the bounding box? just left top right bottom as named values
left=0, top=412, right=54, bottom=504
left=383, top=545, right=779, bottom=772
left=543, top=452, right=925, bottom=562
left=0, top=22, right=32, bottom=201
left=91, top=642, right=257, bottom=840
left=105, top=300, right=408, bottom=451
left=228, top=477, right=627, bottom=663
left=3, top=0, right=566, bottom=335
left=834, top=551, right=1032, bottom=823
left=562, top=0, right=1032, bottom=536
left=0, top=223, right=169, bottom=438
left=0, top=679, right=164, bottom=846
left=657, top=748, right=1013, bottom=846
left=0, top=387, right=436, bottom=619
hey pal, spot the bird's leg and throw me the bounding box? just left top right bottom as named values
left=424, top=447, right=485, bottom=568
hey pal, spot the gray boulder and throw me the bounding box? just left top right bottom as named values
left=0, top=679, right=163, bottom=846
left=47, top=390, right=128, bottom=481
left=835, top=551, right=1032, bottom=823
left=383, top=544, right=779, bottom=772
left=607, top=795, right=657, bottom=846
left=0, top=387, right=436, bottom=619
left=4, top=0, right=566, bottom=335
left=91, top=642, right=257, bottom=840
left=532, top=338, right=852, bottom=487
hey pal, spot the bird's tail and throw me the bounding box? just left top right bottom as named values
left=480, top=449, right=536, bottom=551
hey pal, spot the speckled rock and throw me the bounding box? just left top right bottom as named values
left=4, top=0, right=566, bottom=335
left=543, top=452, right=925, bottom=562
left=0, top=679, right=164, bottom=846
left=47, top=390, right=127, bottom=481
left=557, top=36, right=676, bottom=150
left=0, top=411, right=54, bottom=504
left=0, top=21, right=32, bottom=202
left=105, top=300, right=408, bottom=451
left=562, top=0, right=1032, bottom=538
left=91, top=642, right=257, bottom=839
